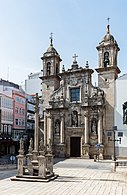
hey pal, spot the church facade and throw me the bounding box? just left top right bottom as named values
left=40, top=25, right=121, bottom=159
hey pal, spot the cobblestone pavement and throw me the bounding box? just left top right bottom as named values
left=0, top=158, right=127, bottom=195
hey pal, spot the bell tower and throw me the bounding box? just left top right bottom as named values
left=95, top=24, right=121, bottom=158
left=96, top=24, right=120, bottom=80
left=40, top=33, right=62, bottom=111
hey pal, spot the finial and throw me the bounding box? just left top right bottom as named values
left=107, top=17, right=110, bottom=25
left=85, top=61, right=89, bottom=69
left=50, top=32, right=53, bottom=46
left=106, top=17, right=110, bottom=34
left=62, top=65, right=65, bottom=72
left=72, top=54, right=78, bottom=62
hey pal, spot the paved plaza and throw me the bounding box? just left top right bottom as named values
left=0, top=158, right=127, bottom=194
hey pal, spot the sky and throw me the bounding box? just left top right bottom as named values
left=0, top=0, right=127, bottom=85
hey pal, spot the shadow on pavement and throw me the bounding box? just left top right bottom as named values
left=54, top=175, right=127, bottom=184
left=53, top=157, right=66, bottom=165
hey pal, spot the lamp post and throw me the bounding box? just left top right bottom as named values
left=108, top=126, right=121, bottom=161
left=113, top=126, right=116, bottom=161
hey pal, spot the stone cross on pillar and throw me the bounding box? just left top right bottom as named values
left=34, top=93, right=39, bottom=151
left=32, top=93, right=39, bottom=160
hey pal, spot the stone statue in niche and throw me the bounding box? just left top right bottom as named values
left=55, top=120, right=60, bottom=134
left=91, top=119, right=97, bottom=135
left=72, top=111, right=78, bottom=127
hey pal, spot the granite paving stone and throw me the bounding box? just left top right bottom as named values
left=0, top=159, right=127, bottom=194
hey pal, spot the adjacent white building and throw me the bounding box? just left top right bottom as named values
left=115, top=73, right=127, bottom=158
left=25, top=72, right=42, bottom=96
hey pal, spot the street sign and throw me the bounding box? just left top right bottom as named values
left=96, top=144, right=100, bottom=149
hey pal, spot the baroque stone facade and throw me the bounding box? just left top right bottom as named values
left=40, top=25, right=120, bottom=159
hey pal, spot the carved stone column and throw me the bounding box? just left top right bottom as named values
left=98, top=110, right=103, bottom=144
left=82, top=111, right=90, bottom=159
left=32, top=93, right=39, bottom=161
left=60, top=114, right=64, bottom=144
left=98, top=109, right=104, bottom=160
left=84, top=112, right=89, bottom=144
left=48, top=115, right=52, bottom=140
left=44, top=112, right=47, bottom=147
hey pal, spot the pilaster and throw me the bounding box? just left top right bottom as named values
left=84, top=111, right=89, bottom=144
left=44, top=112, right=47, bottom=147
left=60, top=114, right=65, bottom=144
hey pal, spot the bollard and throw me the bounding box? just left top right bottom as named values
left=111, top=161, right=116, bottom=172
left=94, top=155, right=96, bottom=162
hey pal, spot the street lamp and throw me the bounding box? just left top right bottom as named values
left=108, top=126, right=121, bottom=161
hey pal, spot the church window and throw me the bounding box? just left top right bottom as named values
left=70, top=87, right=80, bottom=102
left=56, top=63, right=59, bottom=74
left=71, top=111, right=78, bottom=127
left=55, top=119, right=60, bottom=134
left=104, top=52, right=109, bottom=67
left=47, top=62, right=51, bottom=76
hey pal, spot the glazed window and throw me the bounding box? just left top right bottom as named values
left=70, top=87, right=80, bottom=102
left=15, top=119, right=18, bottom=125
left=118, top=132, right=123, bottom=137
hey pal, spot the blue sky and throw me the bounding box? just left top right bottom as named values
left=0, top=0, right=127, bottom=85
